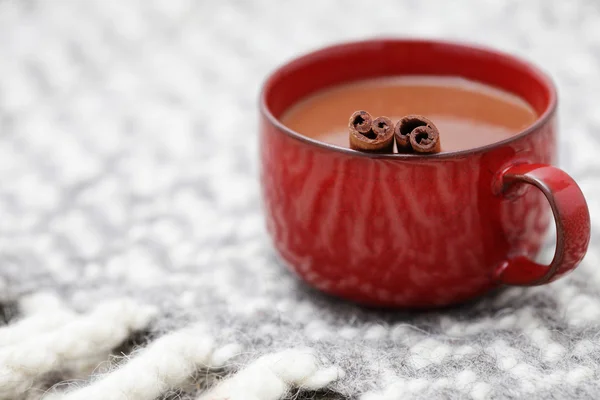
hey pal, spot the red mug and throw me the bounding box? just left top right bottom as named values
left=259, top=39, right=591, bottom=308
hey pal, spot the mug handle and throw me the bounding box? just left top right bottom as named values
left=494, top=163, right=591, bottom=286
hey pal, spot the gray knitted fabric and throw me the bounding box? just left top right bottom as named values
left=1, top=0, right=599, bottom=399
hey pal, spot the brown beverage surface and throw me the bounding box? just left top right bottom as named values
left=280, top=76, right=538, bottom=152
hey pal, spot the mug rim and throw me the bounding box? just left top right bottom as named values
left=259, top=38, right=558, bottom=159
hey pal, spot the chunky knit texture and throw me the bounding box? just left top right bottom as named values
left=0, top=0, right=599, bottom=399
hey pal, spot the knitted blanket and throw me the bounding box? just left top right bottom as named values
left=1, top=0, right=599, bottom=399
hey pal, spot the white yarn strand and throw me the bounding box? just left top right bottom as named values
left=18, top=292, right=70, bottom=315
left=47, top=326, right=241, bottom=400
left=0, top=309, right=74, bottom=348
left=197, top=349, right=344, bottom=400
left=0, top=293, right=74, bottom=347
left=0, top=299, right=157, bottom=399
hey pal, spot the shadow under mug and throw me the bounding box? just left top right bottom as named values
left=259, top=39, right=591, bottom=308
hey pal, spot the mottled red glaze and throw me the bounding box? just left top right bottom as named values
left=259, top=39, right=591, bottom=308
left=495, top=164, right=591, bottom=285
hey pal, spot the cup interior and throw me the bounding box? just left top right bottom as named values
left=261, top=39, right=557, bottom=148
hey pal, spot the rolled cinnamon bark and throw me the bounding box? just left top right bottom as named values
left=410, top=125, right=441, bottom=153
left=349, top=110, right=373, bottom=134
left=394, top=115, right=441, bottom=154
left=349, top=111, right=394, bottom=153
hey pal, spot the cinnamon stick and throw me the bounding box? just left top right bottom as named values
left=348, top=111, right=394, bottom=153
left=410, top=125, right=441, bottom=153
left=394, top=115, right=441, bottom=154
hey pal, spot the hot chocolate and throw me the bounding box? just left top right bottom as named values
left=280, top=76, right=537, bottom=152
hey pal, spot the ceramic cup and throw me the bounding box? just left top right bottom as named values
left=259, top=39, right=590, bottom=308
